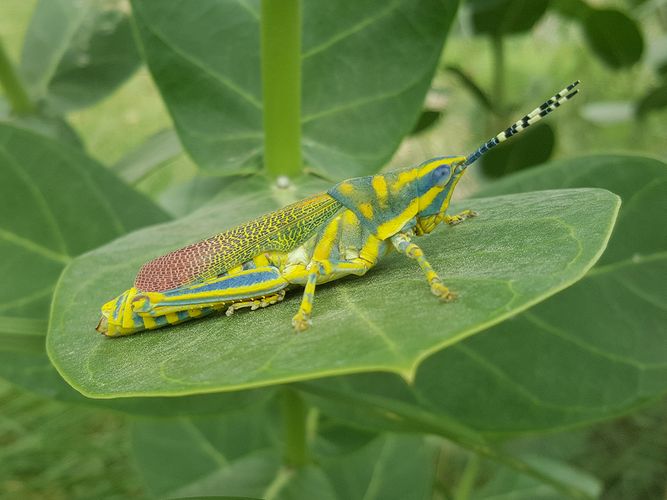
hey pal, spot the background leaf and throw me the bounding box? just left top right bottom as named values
left=47, top=187, right=618, bottom=397
left=582, top=9, right=644, bottom=69
left=468, top=455, right=600, bottom=500
left=132, top=401, right=438, bottom=500
left=466, top=0, right=550, bottom=36
left=303, top=155, right=667, bottom=437
left=0, top=95, right=82, bottom=147
left=157, top=173, right=332, bottom=218
left=0, top=381, right=145, bottom=498
left=479, top=123, right=555, bottom=178
left=19, top=0, right=141, bottom=112
left=131, top=0, right=458, bottom=178
left=636, top=83, right=667, bottom=119
left=112, top=128, right=183, bottom=184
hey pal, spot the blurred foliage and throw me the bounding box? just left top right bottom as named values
left=0, top=0, right=666, bottom=499
left=0, top=379, right=144, bottom=499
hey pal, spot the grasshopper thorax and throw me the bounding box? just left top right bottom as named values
left=327, top=155, right=466, bottom=240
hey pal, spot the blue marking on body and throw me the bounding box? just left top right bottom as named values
left=154, top=315, right=168, bottom=327
left=113, top=291, right=127, bottom=321
left=157, top=272, right=288, bottom=308
left=132, top=311, right=143, bottom=328
left=163, top=269, right=283, bottom=297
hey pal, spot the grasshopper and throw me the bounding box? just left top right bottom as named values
left=97, top=81, right=580, bottom=336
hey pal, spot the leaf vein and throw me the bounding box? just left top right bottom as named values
left=302, top=0, right=403, bottom=59
left=523, top=312, right=667, bottom=370
left=139, top=16, right=262, bottom=110
left=0, top=227, right=70, bottom=264
left=0, top=142, right=70, bottom=255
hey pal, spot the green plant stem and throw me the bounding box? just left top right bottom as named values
left=0, top=38, right=34, bottom=115
left=260, top=0, right=302, bottom=178
left=454, top=453, right=480, bottom=500
left=281, top=388, right=309, bottom=467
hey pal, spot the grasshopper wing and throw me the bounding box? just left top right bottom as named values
left=135, top=193, right=343, bottom=292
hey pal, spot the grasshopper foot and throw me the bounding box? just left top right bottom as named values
left=445, top=209, right=478, bottom=226
left=292, top=310, right=312, bottom=333
left=431, top=281, right=456, bottom=302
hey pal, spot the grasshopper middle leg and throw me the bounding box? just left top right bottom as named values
left=288, top=259, right=372, bottom=332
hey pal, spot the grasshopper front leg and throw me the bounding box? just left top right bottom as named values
left=443, top=209, right=478, bottom=226
left=391, top=233, right=455, bottom=302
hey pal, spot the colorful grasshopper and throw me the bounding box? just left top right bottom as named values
left=97, top=81, right=580, bottom=336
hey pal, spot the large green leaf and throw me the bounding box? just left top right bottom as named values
left=131, top=404, right=437, bottom=499
left=303, top=155, right=667, bottom=436
left=131, top=0, right=458, bottom=178
left=19, top=0, right=141, bottom=112
left=48, top=186, right=618, bottom=397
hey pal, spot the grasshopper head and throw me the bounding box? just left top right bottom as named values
left=415, top=155, right=467, bottom=219
left=96, top=288, right=145, bottom=337
left=414, top=81, right=581, bottom=234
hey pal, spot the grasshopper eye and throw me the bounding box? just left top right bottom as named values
left=432, top=165, right=451, bottom=186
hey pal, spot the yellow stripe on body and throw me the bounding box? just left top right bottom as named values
left=228, top=264, right=244, bottom=275
left=253, top=253, right=270, bottom=267
left=342, top=208, right=359, bottom=227
left=166, top=313, right=180, bottom=325
left=143, top=315, right=158, bottom=329
left=374, top=184, right=444, bottom=240
left=440, top=173, right=465, bottom=213
left=390, top=169, right=418, bottom=194
left=337, top=182, right=355, bottom=195
left=121, top=287, right=138, bottom=329
left=358, top=202, right=373, bottom=219
left=359, top=234, right=383, bottom=264
left=188, top=308, right=204, bottom=318
left=371, top=175, right=388, bottom=208
left=375, top=198, right=419, bottom=240
left=312, top=216, right=340, bottom=263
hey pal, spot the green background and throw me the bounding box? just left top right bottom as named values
left=1, top=0, right=665, bottom=498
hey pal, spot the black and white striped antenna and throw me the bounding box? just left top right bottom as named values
left=461, top=80, right=580, bottom=169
